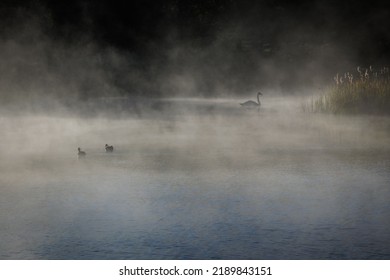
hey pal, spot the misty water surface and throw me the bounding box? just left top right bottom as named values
left=0, top=97, right=389, bottom=259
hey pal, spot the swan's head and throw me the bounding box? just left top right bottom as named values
left=258, top=92, right=263, bottom=96
left=105, top=144, right=108, bottom=147
left=78, top=147, right=81, bottom=151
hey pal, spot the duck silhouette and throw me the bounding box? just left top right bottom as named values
left=105, top=144, right=114, bottom=152
left=78, top=147, right=86, bottom=158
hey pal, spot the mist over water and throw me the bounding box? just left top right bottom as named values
left=1, top=97, right=389, bottom=259
left=1, top=0, right=390, bottom=260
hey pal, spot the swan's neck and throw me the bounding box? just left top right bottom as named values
left=257, top=93, right=260, bottom=104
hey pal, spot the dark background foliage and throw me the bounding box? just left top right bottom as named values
left=1, top=0, right=390, bottom=99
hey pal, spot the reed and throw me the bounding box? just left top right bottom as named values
left=307, top=66, right=390, bottom=114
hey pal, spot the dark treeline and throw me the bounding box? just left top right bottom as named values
left=1, top=0, right=390, bottom=101
left=37, top=0, right=390, bottom=61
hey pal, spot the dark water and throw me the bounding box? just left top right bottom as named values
left=1, top=98, right=390, bottom=259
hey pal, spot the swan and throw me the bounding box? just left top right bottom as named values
left=240, top=92, right=262, bottom=108
left=105, top=144, right=114, bottom=152
left=78, top=147, right=86, bottom=158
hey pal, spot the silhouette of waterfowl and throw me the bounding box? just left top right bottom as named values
left=78, top=147, right=86, bottom=158
left=240, top=92, right=262, bottom=108
left=105, top=144, right=114, bottom=152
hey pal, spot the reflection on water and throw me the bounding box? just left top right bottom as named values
left=0, top=97, right=389, bottom=259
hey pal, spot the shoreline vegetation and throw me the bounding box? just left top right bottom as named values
left=305, top=66, right=390, bottom=115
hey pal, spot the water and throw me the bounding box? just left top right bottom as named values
left=1, top=97, right=390, bottom=259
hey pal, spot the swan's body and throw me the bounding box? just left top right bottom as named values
left=105, top=144, right=114, bottom=152
left=78, top=147, right=86, bottom=158
left=240, top=92, right=262, bottom=108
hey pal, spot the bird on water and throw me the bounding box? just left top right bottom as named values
left=78, top=147, right=86, bottom=158
left=240, top=92, right=263, bottom=108
left=105, top=144, right=114, bottom=152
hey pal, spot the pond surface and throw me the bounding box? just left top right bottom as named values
left=1, top=97, right=389, bottom=259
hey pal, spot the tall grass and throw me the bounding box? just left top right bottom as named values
left=306, top=66, right=390, bottom=114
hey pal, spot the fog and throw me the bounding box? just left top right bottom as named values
left=1, top=96, right=390, bottom=259
left=2, top=96, right=389, bottom=170
left=1, top=1, right=390, bottom=259
left=1, top=1, right=379, bottom=104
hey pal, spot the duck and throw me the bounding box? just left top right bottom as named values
left=105, top=144, right=114, bottom=152
left=78, top=147, right=86, bottom=158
